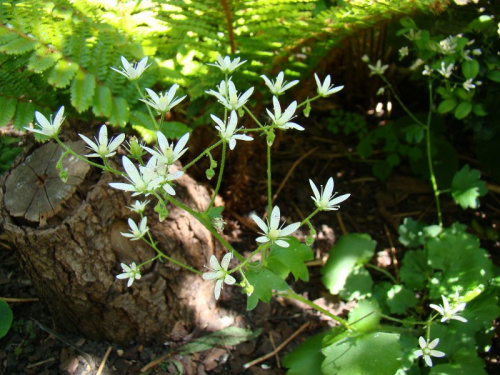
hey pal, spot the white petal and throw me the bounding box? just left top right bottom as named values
left=79, top=133, right=98, bottom=151
left=174, top=132, right=190, bottom=155
left=275, top=239, right=290, bottom=248
left=423, top=355, right=433, bottom=367
left=122, top=156, right=141, bottom=184
left=255, top=236, right=270, bottom=243
left=251, top=214, right=268, bottom=233
left=309, top=179, right=321, bottom=201
left=109, top=182, right=136, bottom=192
left=280, top=221, right=300, bottom=236
left=270, top=206, right=281, bottom=230
left=324, top=178, right=334, bottom=198
left=272, top=96, right=281, bottom=118
left=108, top=133, right=126, bottom=151
left=98, top=125, right=108, bottom=146
left=202, top=271, right=219, bottom=281
left=329, top=193, right=350, bottom=206
left=209, top=255, right=221, bottom=271
left=35, top=111, right=50, bottom=129
left=53, top=106, right=65, bottom=127
left=224, top=274, right=236, bottom=285
left=418, top=336, right=427, bottom=349
left=214, top=279, right=223, bottom=300
left=428, top=338, right=440, bottom=349
left=221, top=252, right=232, bottom=270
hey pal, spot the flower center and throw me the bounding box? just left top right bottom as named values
left=268, top=228, right=280, bottom=241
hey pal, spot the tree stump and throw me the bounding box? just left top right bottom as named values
left=0, top=141, right=228, bottom=343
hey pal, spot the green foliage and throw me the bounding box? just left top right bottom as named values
left=451, top=164, right=488, bottom=209
left=0, top=0, right=158, bottom=130
left=0, top=299, right=13, bottom=339
left=321, top=233, right=376, bottom=295
left=285, top=218, right=498, bottom=374
left=0, top=136, right=23, bottom=174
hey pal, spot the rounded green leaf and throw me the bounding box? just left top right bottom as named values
left=322, top=331, right=402, bottom=375
left=454, top=101, right=472, bottom=120
left=486, top=70, right=500, bottom=83
left=437, top=98, right=456, bottom=114
left=0, top=299, right=13, bottom=339
left=462, top=60, right=479, bottom=80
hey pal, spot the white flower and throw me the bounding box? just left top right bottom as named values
left=261, top=72, right=299, bottom=95
left=438, top=36, right=458, bottom=55
left=111, top=56, right=150, bottom=81
left=128, top=200, right=149, bottom=214
left=437, top=62, right=454, bottom=78
left=472, top=48, right=482, bottom=56
left=116, top=262, right=141, bottom=287
left=142, top=132, right=189, bottom=166
left=78, top=125, right=125, bottom=158
left=463, top=79, right=476, bottom=91
left=314, top=74, right=344, bottom=97
left=206, top=79, right=254, bottom=110
left=26, top=106, right=65, bottom=137
left=414, top=337, right=445, bottom=367
left=429, top=292, right=467, bottom=323
left=251, top=206, right=301, bottom=248
left=109, top=156, right=161, bottom=196
left=211, top=110, right=253, bottom=150
left=121, top=217, right=149, bottom=240
left=368, top=60, right=389, bottom=76
left=361, top=54, right=370, bottom=63
left=422, top=65, right=433, bottom=76
left=266, top=96, right=304, bottom=131
left=207, top=55, right=246, bottom=73
left=399, top=46, right=409, bottom=59
left=309, top=178, right=350, bottom=211
left=158, top=168, right=184, bottom=196
left=140, top=85, right=186, bottom=113
left=202, top=253, right=236, bottom=300
left=404, top=29, right=421, bottom=41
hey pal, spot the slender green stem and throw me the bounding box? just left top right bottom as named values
left=230, top=244, right=267, bottom=273
left=296, top=94, right=321, bottom=109
left=301, top=207, right=321, bottom=226
left=243, top=105, right=264, bottom=128
left=54, top=137, right=124, bottom=176
left=379, top=75, right=425, bottom=128
left=165, top=195, right=245, bottom=262
left=142, top=237, right=202, bottom=275
left=182, top=139, right=223, bottom=171
left=380, top=314, right=428, bottom=326
left=134, top=81, right=159, bottom=130
left=267, top=143, right=272, bottom=216
left=206, top=140, right=227, bottom=213
left=364, top=263, right=399, bottom=285
left=424, top=81, right=442, bottom=226
left=280, top=290, right=351, bottom=330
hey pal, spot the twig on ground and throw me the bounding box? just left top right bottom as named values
left=272, top=147, right=318, bottom=205
left=96, top=345, right=113, bottom=375
left=336, top=211, right=347, bottom=235
left=269, top=332, right=281, bottom=368
left=243, top=321, right=310, bottom=369
left=0, top=297, right=39, bottom=303
left=384, top=223, right=400, bottom=283
left=25, top=358, right=56, bottom=369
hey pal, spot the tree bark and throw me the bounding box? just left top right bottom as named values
left=0, top=141, right=227, bottom=343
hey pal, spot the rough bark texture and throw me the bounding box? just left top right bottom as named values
left=0, top=141, right=230, bottom=343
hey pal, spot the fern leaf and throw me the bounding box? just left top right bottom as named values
left=13, top=101, right=35, bottom=130
left=27, top=48, right=62, bottom=73
left=71, top=71, right=96, bottom=113
left=47, top=59, right=79, bottom=88
left=109, top=97, right=129, bottom=127
left=0, top=36, right=39, bottom=55
left=0, top=97, right=16, bottom=127
left=92, top=85, right=112, bottom=118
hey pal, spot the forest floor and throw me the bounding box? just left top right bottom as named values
left=1, top=112, right=499, bottom=374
